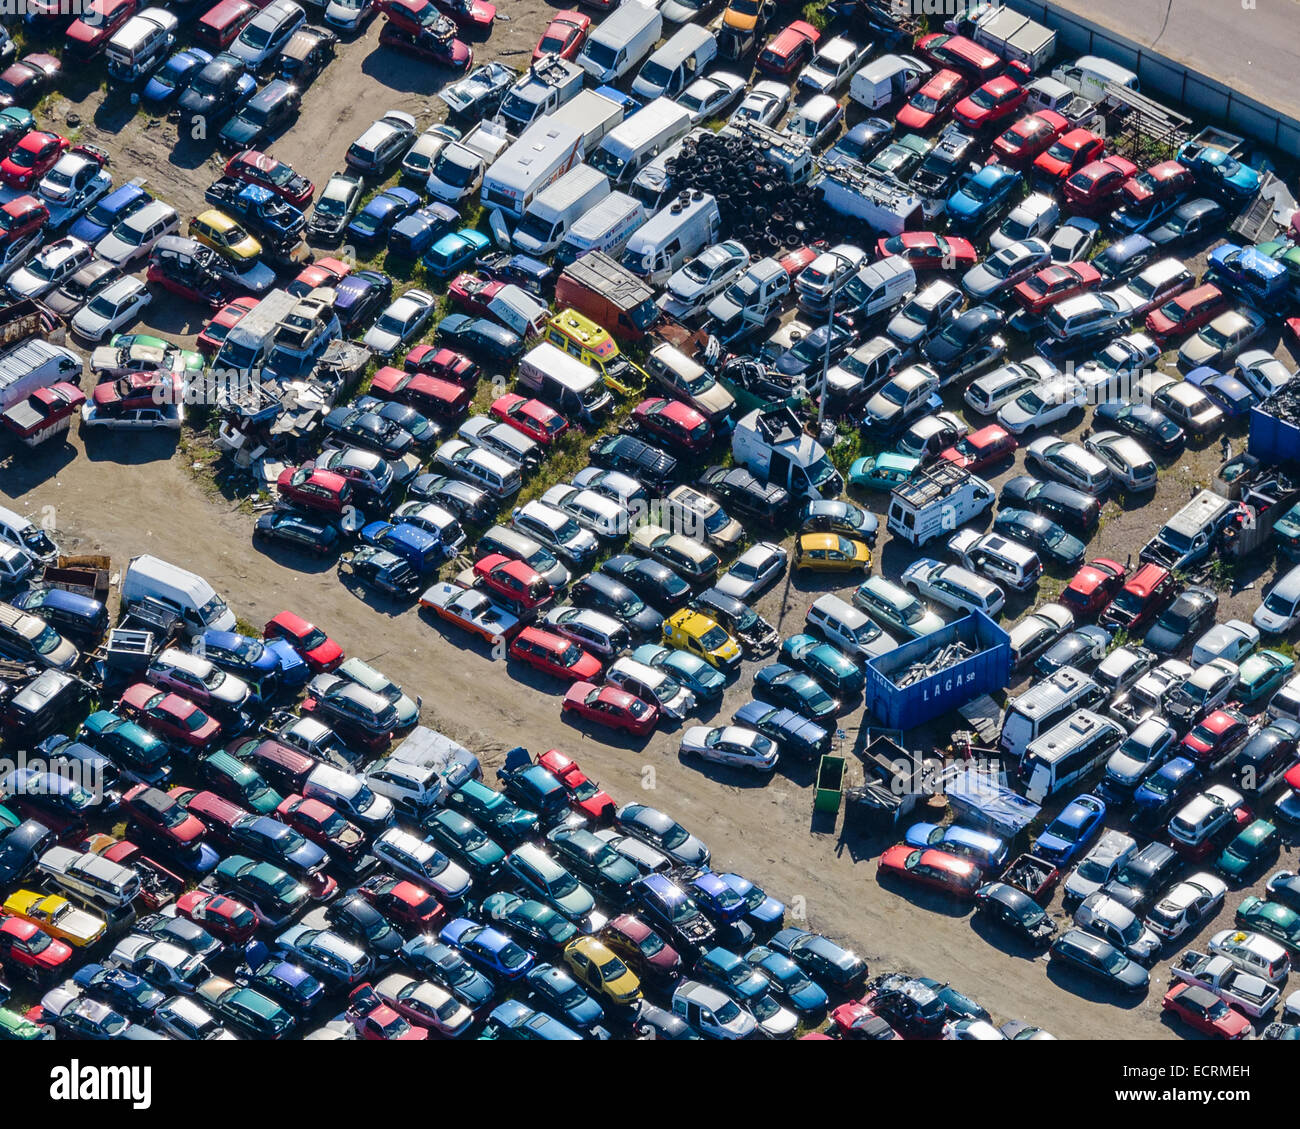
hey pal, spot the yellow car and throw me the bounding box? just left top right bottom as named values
left=663, top=608, right=742, bottom=673
left=2, top=891, right=106, bottom=948
left=794, top=532, right=872, bottom=574
left=189, top=210, right=263, bottom=265
left=723, top=0, right=773, bottom=32
left=564, top=936, right=642, bottom=1008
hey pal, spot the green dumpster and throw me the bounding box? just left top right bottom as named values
left=814, top=754, right=845, bottom=814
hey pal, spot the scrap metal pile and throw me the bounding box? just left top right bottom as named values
left=893, top=641, right=977, bottom=687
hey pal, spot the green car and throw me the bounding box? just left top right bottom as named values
left=0, top=108, right=35, bottom=154
left=1271, top=502, right=1300, bottom=560
left=201, top=750, right=283, bottom=814
left=79, top=710, right=172, bottom=784
left=780, top=633, right=865, bottom=697
left=1216, top=819, right=1279, bottom=881
left=0, top=1005, right=50, bottom=1041
left=481, top=891, right=578, bottom=951
left=632, top=644, right=727, bottom=703
left=1257, top=239, right=1300, bottom=299
left=0, top=802, right=18, bottom=834
left=107, top=332, right=206, bottom=377
left=444, top=779, right=539, bottom=845
left=1235, top=895, right=1300, bottom=952
left=424, top=808, right=506, bottom=880
left=1235, top=649, right=1296, bottom=702
left=754, top=663, right=839, bottom=722
left=849, top=452, right=921, bottom=491
left=198, top=979, right=296, bottom=1039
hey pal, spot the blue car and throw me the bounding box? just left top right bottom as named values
left=697, top=946, right=771, bottom=1006
left=440, top=917, right=535, bottom=980
left=719, top=873, right=785, bottom=932
left=353, top=396, right=440, bottom=448
left=11, top=586, right=108, bottom=640
left=477, top=251, right=555, bottom=297
left=631, top=643, right=727, bottom=703
left=946, top=163, right=1021, bottom=233
left=1206, top=243, right=1290, bottom=310
left=1131, top=756, right=1202, bottom=826
left=360, top=520, right=450, bottom=575
left=346, top=185, right=421, bottom=246
left=482, top=998, right=582, bottom=1041
left=423, top=227, right=492, bottom=278
left=1033, top=794, right=1106, bottom=866
left=142, top=47, right=213, bottom=105
left=690, top=871, right=748, bottom=923
left=69, top=181, right=152, bottom=245
left=234, top=814, right=328, bottom=875
left=399, top=934, right=495, bottom=1009
left=201, top=628, right=286, bottom=700
left=387, top=202, right=458, bottom=259
left=904, top=822, right=1009, bottom=870
left=72, top=962, right=166, bottom=1021
left=744, top=945, right=828, bottom=1015
left=237, top=947, right=326, bottom=1016
left=1185, top=367, right=1257, bottom=419
left=1178, top=144, right=1262, bottom=199
left=524, top=962, right=606, bottom=1035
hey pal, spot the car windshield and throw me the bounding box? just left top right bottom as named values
left=1001, top=218, right=1032, bottom=241
left=85, top=293, right=123, bottom=318
left=584, top=42, right=617, bottom=69
left=1076, top=858, right=1111, bottom=883
left=242, top=23, right=273, bottom=49
left=1102, top=947, right=1129, bottom=973
left=433, top=149, right=477, bottom=187
left=699, top=626, right=729, bottom=650
left=33, top=623, right=64, bottom=655
left=714, top=997, right=743, bottom=1023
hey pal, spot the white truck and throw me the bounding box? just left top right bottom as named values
left=496, top=56, right=586, bottom=133
left=426, top=120, right=511, bottom=205
left=481, top=119, right=585, bottom=222
left=213, top=287, right=299, bottom=376
left=731, top=406, right=843, bottom=500
left=543, top=89, right=627, bottom=159
left=1170, top=950, right=1280, bottom=1018
left=817, top=163, right=924, bottom=236
left=512, top=164, right=611, bottom=257
left=705, top=255, right=791, bottom=344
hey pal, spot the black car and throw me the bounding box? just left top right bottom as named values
left=423, top=808, right=504, bottom=881
left=407, top=473, right=495, bottom=524
left=600, top=554, right=691, bottom=613
left=569, top=573, right=664, bottom=639
left=973, top=882, right=1056, bottom=946
left=333, top=269, right=393, bottom=335
left=770, top=927, right=867, bottom=994
left=325, top=893, right=403, bottom=962
left=1101, top=841, right=1182, bottom=913
left=354, top=396, right=440, bottom=451
left=1232, top=719, right=1300, bottom=798
left=1146, top=198, right=1227, bottom=249
left=545, top=826, right=638, bottom=908
left=1093, top=400, right=1185, bottom=454
left=435, top=314, right=522, bottom=365
left=921, top=304, right=1005, bottom=378
left=698, top=465, right=792, bottom=529
left=1091, top=233, right=1157, bottom=283
left=177, top=53, right=253, bottom=136
left=630, top=875, right=716, bottom=955
left=1034, top=629, right=1107, bottom=677
left=799, top=498, right=879, bottom=545
left=253, top=510, right=341, bottom=555
left=323, top=406, right=414, bottom=460
left=275, top=26, right=337, bottom=87
left=0, top=819, right=55, bottom=886
left=752, top=663, right=838, bottom=721
left=771, top=322, right=853, bottom=379
left=992, top=508, right=1086, bottom=569
left=1049, top=929, right=1149, bottom=993
left=1000, top=474, right=1101, bottom=533
left=587, top=434, right=677, bottom=493
left=1144, top=585, right=1218, bottom=655
left=218, top=79, right=300, bottom=152
left=338, top=547, right=421, bottom=599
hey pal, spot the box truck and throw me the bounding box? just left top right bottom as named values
left=512, top=164, right=611, bottom=257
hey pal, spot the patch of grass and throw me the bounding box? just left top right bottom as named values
left=234, top=616, right=261, bottom=638
left=799, top=1, right=830, bottom=30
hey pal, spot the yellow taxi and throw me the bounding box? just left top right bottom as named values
left=2, top=890, right=106, bottom=947
left=663, top=608, right=742, bottom=673
left=794, top=532, right=872, bottom=574
left=564, top=936, right=642, bottom=1008
left=189, top=209, right=263, bottom=265
left=544, top=308, right=647, bottom=396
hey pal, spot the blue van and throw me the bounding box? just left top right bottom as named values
left=359, top=520, right=450, bottom=575
left=69, top=182, right=153, bottom=245
left=1207, top=243, right=1290, bottom=311
left=11, top=587, right=108, bottom=641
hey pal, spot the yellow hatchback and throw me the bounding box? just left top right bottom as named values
left=2, top=890, right=106, bottom=947
left=190, top=210, right=263, bottom=264
left=663, top=608, right=743, bottom=673
left=794, top=532, right=872, bottom=574
left=564, top=936, right=642, bottom=1008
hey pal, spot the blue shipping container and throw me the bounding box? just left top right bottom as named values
left=1249, top=406, right=1300, bottom=467
left=864, top=611, right=1011, bottom=730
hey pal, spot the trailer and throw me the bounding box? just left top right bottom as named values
left=481, top=120, right=585, bottom=221
left=1, top=381, right=85, bottom=448
left=543, top=89, right=627, bottom=158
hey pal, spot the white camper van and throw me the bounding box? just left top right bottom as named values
left=619, top=191, right=721, bottom=286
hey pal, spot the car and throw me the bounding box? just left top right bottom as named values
left=675, top=72, right=746, bottom=125
left=921, top=305, right=1007, bottom=379
left=973, top=881, right=1055, bottom=945
left=1178, top=308, right=1267, bottom=371
left=1063, top=155, right=1140, bottom=214
left=345, top=185, right=420, bottom=248
left=1033, top=795, right=1107, bottom=867
left=435, top=312, right=521, bottom=363
left=756, top=19, right=820, bottom=76
left=218, top=80, right=301, bottom=153
left=68, top=276, right=151, bottom=343
left=1092, top=400, right=1184, bottom=454
left=1000, top=473, right=1100, bottom=533
left=897, top=68, right=968, bottom=133
left=769, top=927, right=866, bottom=994
left=0, top=54, right=61, bottom=110
left=991, top=109, right=1067, bottom=167
left=1049, top=928, right=1148, bottom=993
left=1165, top=661, right=1241, bottom=731
left=713, top=542, right=788, bottom=605
left=8, top=235, right=94, bottom=301
left=1178, top=143, right=1262, bottom=199
left=562, top=682, right=658, bottom=737
left=1235, top=649, right=1295, bottom=704
left=1235, top=897, right=1300, bottom=953
left=679, top=726, right=778, bottom=773
left=1162, top=981, right=1252, bottom=1039
left=729, top=78, right=792, bottom=129
left=946, top=163, right=1021, bottom=233
left=1216, top=818, right=1279, bottom=882
left=1012, top=261, right=1102, bottom=319
left=263, top=612, right=343, bottom=672
left=1146, top=586, right=1220, bottom=656
left=780, top=634, right=863, bottom=698
left=480, top=891, right=577, bottom=957
left=996, top=372, right=1085, bottom=435
left=117, top=684, right=221, bottom=751
left=878, top=844, right=982, bottom=899
left=1145, top=871, right=1229, bottom=942
left=362, top=289, right=437, bottom=358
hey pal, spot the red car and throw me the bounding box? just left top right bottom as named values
left=490, top=393, right=568, bottom=446
left=895, top=68, right=968, bottom=133
left=601, top=913, right=681, bottom=984
left=1, top=130, right=69, bottom=190
left=378, top=19, right=472, bottom=70
left=0, top=195, right=51, bottom=245
left=509, top=626, right=602, bottom=682
left=0, top=915, right=73, bottom=981
left=829, top=999, right=903, bottom=1040
left=118, top=684, right=222, bottom=750
left=534, top=9, right=590, bottom=60
left=1099, top=562, right=1175, bottom=632
left=92, top=372, right=176, bottom=411
left=1032, top=128, right=1105, bottom=184
left=263, top=611, right=344, bottom=672
left=288, top=257, right=351, bottom=297
left=1145, top=283, right=1228, bottom=344
left=346, top=982, right=429, bottom=1040
left=121, top=783, right=211, bottom=855
left=473, top=554, right=553, bottom=611
left=1012, top=261, right=1102, bottom=314
left=632, top=397, right=712, bottom=454
left=358, top=874, right=444, bottom=932
left=915, top=32, right=1007, bottom=83
left=990, top=110, right=1067, bottom=168
left=197, top=296, right=258, bottom=356
left=370, top=365, right=473, bottom=420
left=0, top=54, right=62, bottom=109
left=1162, top=982, right=1251, bottom=1040
left=433, top=0, right=495, bottom=32
left=276, top=465, right=353, bottom=516
left=380, top=0, right=441, bottom=33
left=64, top=0, right=139, bottom=57
left=755, top=19, right=820, bottom=77
left=876, top=231, right=976, bottom=272
left=1118, top=159, right=1194, bottom=212
left=404, top=343, right=479, bottom=385
left=952, top=74, right=1026, bottom=132
left=1180, top=708, right=1251, bottom=769
left=938, top=424, right=1017, bottom=472
left=1060, top=558, right=1127, bottom=619
left=1063, top=155, right=1140, bottom=214
left=537, top=749, right=615, bottom=823
left=277, top=794, right=368, bottom=868
left=448, top=273, right=505, bottom=317
left=175, top=890, right=259, bottom=943
left=562, top=681, right=658, bottom=736
left=877, top=844, right=982, bottom=898
left=225, top=150, right=314, bottom=208
left=1288, top=317, right=1300, bottom=353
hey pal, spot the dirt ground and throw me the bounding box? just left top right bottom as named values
left=7, top=1, right=1300, bottom=1038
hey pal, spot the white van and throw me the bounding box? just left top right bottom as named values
left=579, top=0, right=663, bottom=84
left=517, top=342, right=614, bottom=423
left=38, top=846, right=141, bottom=910
left=620, top=191, right=721, bottom=286
left=849, top=53, right=930, bottom=110
left=121, top=554, right=237, bottom=635
left=105, top=7, right=178, bottom=85
left=1019, top=709, right=1124, bottom=802
left=846, top=258, right=916, bottom=322
left=806, top=593, right=896, bottom=660
left=513, top=165, right=611, bottom=257
left=1051, top=54, right=1139, bottom=102
left=1254, top=563, right=1300, bottom=635
left=555, top=191, right=646, bottom=266
left=886, top=462, right=995, bottom=547
left=591, top=97, right=694, bottom=188
left=0, top=504, right=58, bottom=565
left=631, top=23, right=718, bottom=100
left=1000, top=666, right=1103, bottom=758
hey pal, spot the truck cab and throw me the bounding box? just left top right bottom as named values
left=730, top=407, right=842, bottom=500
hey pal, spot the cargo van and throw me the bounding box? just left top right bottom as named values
left=590, top=98, right=694, bottom=188
left=1019, top=709, right=1124, bottom=802
left=1051, top=54, right=1139, bottom=103
left=631, top=24, right=718, bottom=100
left=886, top=462, right=995, bottom=546
left=620, top=191, right=721, bottom=287
left=554, top=253, right=659, bottom=342
left=844, top=258, right=917, bottom=323
left=121, top=554, right=238, bottom=635
left=579, top=0, right=663, bottom=84
left=105, top=7, right=178, bottom=86
left=542, top=308, right=648, bottom=394
left=513, top=165, right=611, bottom=257
left=849, top=53, right=930, bottom=111
left=516, top=341, right=614, bottom=423
left=555, top=192, right=647, bottom=266
left=1000, top=666, right=1102, bottom=758
left=195, top=0, right=255, bottom=52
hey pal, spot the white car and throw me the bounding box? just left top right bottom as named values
left=513, top=499, right=599, bottom=566
left=887, top=279, right=964, bottom=351
left=1191, top=619, right=1259, bottom=667
left=728, top=79, right=791, bottom=128
left=1008, top=603, right=1074, bottom=668
left=798, top=35, right=869, bottom=95
left=1208, top=929, right=1292, bottom=985
left=1073, top=892, right=1161, bottom=963
left=965, top=357, right=1057, bottom=415
left=1043, top=292, right=1130, bottom=343
left=997, top=375, right=1085, bottom=434
left=1083, top=431, right=1156, bottom=492
left=676, top=72, right=746, bottom=124
left=110, top=935, right=209, bottom=995
left=572, top=466, right=647, bottom=508
left=324, top=0, right=374, bottom=32
left=1025, top=437, right=1112, bottom=494
left=1234, top=349, right=1294, bottom=401
left=69, top=276, right=152, bottom=342
left=605, top=656, right=694, bottom=720
left=658, top=240, right=750, bottom=321
left=363, top=288, right=436, bottom=357
left=671, top=980, right=756, bottom=1039
left=1107, top=258, right=1193, bottom=318
left=96, top=200, right=179, bottom=266
left=896, top=410, right=967, bottom=461
left=862, top=365, right=940, bottom=432
left=400, top=123, right=461, bottom=184
left=900, top=557, right=1005, bottom=617
left=680, top=725, right=778, bottom=772
left=989, top=194, right=1060, bottom=252
left=230, top=0, right=305, bottom=71
left=372, top=827, right=472, bottom=899
left=783, top=94, right=844, bottom=150
left=541, top=484, right=627, bottom=541
left=37, top=152, right=112, bottom=222
left=1168, top=786, right=1246, bottom=851
left=1143, top=872, right=1228, bottom=942
left=943, top=1018, right=1006, bottom=1040
left=542, top=605, right=627, bottom=658
left=1048, top=215, right=1100, bottom=263
left=715, top=541, right=788, bottom=603
left=426, top=141, right=487, bottom=204
left=6, top=236, right=94, bottom=300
